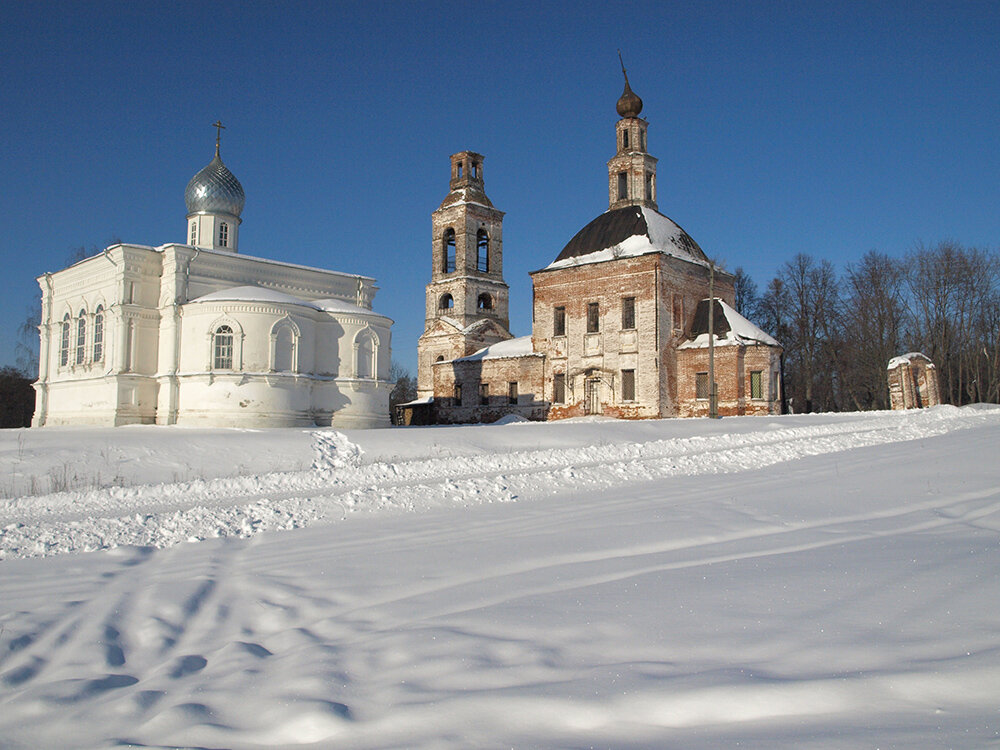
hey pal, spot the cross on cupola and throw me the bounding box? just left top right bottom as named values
left=213, top=120, right=226, bottom=156
left=608, top=53, right=658, bottom=211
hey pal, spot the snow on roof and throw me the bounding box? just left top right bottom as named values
left=190, top=286, right=314, bottom=306
left=887, top=352, right=934, bottom=369
left=679, top=298, right=780, bottom=349
left=313, top=298, right=386, bottom=317
left=540, top=206, right=710, bottom=272
left=398, top=396, right=434, bottom=406
left=189, top=286, right=389, bottom=320
left=455, top=336, right=540, bottom=362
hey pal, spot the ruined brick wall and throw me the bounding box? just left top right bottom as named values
left=432, top=354, right=547, bottom=423
left=530, top=254, right=735, bottom=420
left=676, top=343, right=781, bottom=417
left=888, top=355, right=941, bottom=409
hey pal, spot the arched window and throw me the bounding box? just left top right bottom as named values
left=60, top=314, right=70, bottom=366
left=213, top=325, right=234, bottom=369
left=442, top=228, right=456, bottom=273
left=273, top=326, right=294, bottom=372
left=92, top=305, right=104, bottom=362
left=355, top=330, right=376, bottom=379
left=189, top=220, right=198, bottom=245
left=218, top=222, right=229, bottom=248
left=435, top=355, right=445, bottom=363
left=477, top=293, right=492, bottom=310
left=439, top=293, right=454, bottom=309
left=477, top=229, right=489, bottom=272
left=270, top=319, right=299, bottom=373
left=76, top=310, right=87, bottom=364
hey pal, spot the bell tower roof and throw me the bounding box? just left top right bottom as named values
left=607, top=57, right=657, bottom=211
left=616, top=51, right=643, bottom=118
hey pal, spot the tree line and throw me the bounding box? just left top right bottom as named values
left=735, top=241, right=1000, bottom=413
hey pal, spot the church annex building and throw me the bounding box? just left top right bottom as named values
left=33, top=129, right=394, bottom=428
left=406, top=72, right=783, bottom=425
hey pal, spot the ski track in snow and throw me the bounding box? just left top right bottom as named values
left=2, top=407, right=999, bottom=559
left=1, top=409, right=999, bottom=748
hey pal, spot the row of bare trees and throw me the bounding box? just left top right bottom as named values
left=734, top=241, right=1000, bottom=413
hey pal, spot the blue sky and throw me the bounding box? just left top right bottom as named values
left=2, top=0, right=998, bottom=375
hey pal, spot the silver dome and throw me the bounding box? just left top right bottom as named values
left=184, top=149, right=245, bottom=217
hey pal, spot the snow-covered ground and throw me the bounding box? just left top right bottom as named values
left=1, top=407, right=999, bottom=748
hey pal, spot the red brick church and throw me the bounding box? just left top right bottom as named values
left=403, top=70, right=782, bottom=425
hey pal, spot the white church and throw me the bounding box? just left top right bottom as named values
left=32, top=128, right=394, bottom=428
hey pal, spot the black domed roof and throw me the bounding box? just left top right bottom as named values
left=547, top=205, right=706, bottom=269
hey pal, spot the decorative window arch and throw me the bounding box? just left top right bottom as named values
left=439, top=293, right=454, bottom=310
left=442, top=228, right=456, bottom=273
left=92, top=305, right=105, bottom=362
left=477, top=293, right=493, bottom=310
left=477, top=229, right=489, bottom=272
left=214, top=326, right=234, bottom=369
left=207, top=317, right=243, bottom=371
left=60, top=313, right=71, bottom=367
left=353, top=328, right=379, bottom=379
left=75, top=308, right=87, bottom=364
left=269, top=317, right=300, bottom=373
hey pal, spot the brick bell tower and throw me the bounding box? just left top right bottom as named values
left=416, top=151, right=511, bottom=398
left=607, top=55, right=658, bottom=211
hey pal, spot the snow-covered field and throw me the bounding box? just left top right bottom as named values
left=1, top=407, right=998, bottom=748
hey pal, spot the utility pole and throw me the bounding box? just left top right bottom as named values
left=708, top=259, right=719, bottom=419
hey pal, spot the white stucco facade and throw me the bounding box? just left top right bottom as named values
left=33, top=141, right=393, bottom=428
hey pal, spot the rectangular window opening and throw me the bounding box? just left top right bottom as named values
left=750, top=370, right=763, bottom=400
left=617, top=172, right=627, bottom=200
left=696, top=372, right=709, bottom=400
left=508, top=382, right=518, bottom=405
left=480, top=383, right=489, bottom=406
left=454, top=383, right=462, bottom=406
left=553, top=373, right=565, bottom=404
left=553, top=306, right=566, bottom=336
left=621, top=296, right=636, bottom=330
left=587, top=302, right=600, bottom=333
left=622, top=369, right=635, bottom=402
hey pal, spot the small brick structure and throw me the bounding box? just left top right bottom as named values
left=401, top=74, right=784, bottom=426
left=887, top=352, right=941, bottom=410
left=676, top=299, right=782, bottom=417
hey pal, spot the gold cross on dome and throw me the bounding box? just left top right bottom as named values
left=213, top=120, right=226, bottom=153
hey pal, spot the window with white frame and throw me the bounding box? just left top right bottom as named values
left=355, top=331, right=375, bottom=379
left=273, top=326, right=295, bottom=372
left=92, top=305, right=104, bottom=362
left=60, top=314, right=70, bottom=366
left=218, top=222, right=229, bottom=247
left=213, top=325, right=234, bottom=369
left=76, top=310, right=87, bottom=364
left=189, top=220, right=198, bottom=245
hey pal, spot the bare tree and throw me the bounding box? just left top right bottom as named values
left=905, top=242, right=998, bottom=405
left=839, top=250, right=907, bottom=410
left=389, top=360, right=417, bottom=424
left=732, top=266, right=759, bottom=320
